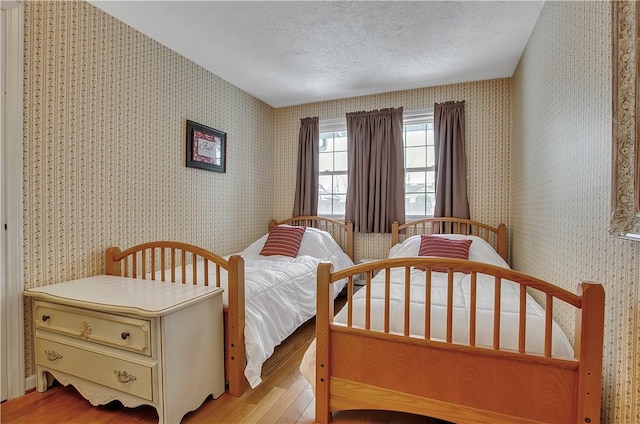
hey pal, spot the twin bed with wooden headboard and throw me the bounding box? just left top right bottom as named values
left=304, top=217, right=605, bottom=424
left=105, top=215, right=354, bottom=397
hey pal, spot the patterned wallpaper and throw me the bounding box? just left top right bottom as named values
left=22, top=1, right=274, bottom=374
left=511, top=1, right=639, bottom=423
left=22, top=3, right=637, bottom=422
left=274, top=80, right=512, bottom=261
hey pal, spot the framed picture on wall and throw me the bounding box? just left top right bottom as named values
left=185, top=120, right=226, bottom=173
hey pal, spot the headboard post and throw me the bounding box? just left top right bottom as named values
left=346, top=221, right=354, bottom=261
left=105, top=247, right=122, bottom=276
left=391, top=221, right=399, bottom=246
left=575, top=282, right=605, bottom=424
left=497, top=223, right=507, bottom=261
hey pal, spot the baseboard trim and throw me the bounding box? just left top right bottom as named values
left=24, top=375, right=36, bottom=393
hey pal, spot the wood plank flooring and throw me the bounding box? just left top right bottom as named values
left=1, top=295, right=449, bottom=424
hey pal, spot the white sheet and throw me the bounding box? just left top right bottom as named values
left=159, top=227, right=353, bottom=388
left=300, top=235, right=574, bottom=389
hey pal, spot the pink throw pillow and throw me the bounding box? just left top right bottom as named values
left=416, top=235, right=472, bottom=271
left=259, top=226, right=306, bottom=258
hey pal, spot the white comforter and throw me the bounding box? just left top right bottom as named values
left=300, top=234, right=574, bottom=389
left=238, top=253, right=349, bottom=387
left=168, top=227, right=353, bottom=388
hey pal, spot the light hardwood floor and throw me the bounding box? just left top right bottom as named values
left=1, top=295, right=449, bottom=424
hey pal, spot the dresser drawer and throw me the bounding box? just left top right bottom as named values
left=34, top=301, right=152, bottom=356
left=36, top=337, right=154, bottom=401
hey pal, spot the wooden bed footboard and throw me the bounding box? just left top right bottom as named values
left=105, top=241, right=247, bottom=396
left=315, top=259, right=605, bottom=424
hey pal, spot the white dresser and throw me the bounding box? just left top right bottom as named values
left=24, top=275, right=225, bottom=424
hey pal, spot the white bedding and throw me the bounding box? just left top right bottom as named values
left=160, top=226, right=353, bottom=388
left=300, top=234, right=574, bottom=389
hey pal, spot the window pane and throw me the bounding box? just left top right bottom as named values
left=405, top=146, right=427, bottom=168
left=425, top=193, right=435, bottom=216
left=319, top=135, right=334, bottom=152
left=334, top=151, right=347, bottom=171
left=427, top=146, right=435, bottom=168
left=319, top=152, right=333, bottom=172
left=405, top=193, right=426, bottom=216
left=406, top=171, right=426, bottom=193
left=426, top=127, right=434, bottom=145
left=319, top=175, right=332, bottom=194
left=406, top=123, right=426, bottom=132
left=334, top=133, right=347, bottom=150
left=405, top=124, right=426, bottom=147
left=333, top=194, right=346, bottom=216
left=334, top=174, right=348, bottom=194
left=318, top=195, right=333, bottom=215
left=426, top=171, right=435, bottom=192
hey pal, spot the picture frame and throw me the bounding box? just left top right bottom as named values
left=185, top=120, right=226, bottom=173
left=610, top=1, right=640, bottom=241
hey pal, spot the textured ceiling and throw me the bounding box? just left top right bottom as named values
left=89, top=1, right=545, bottom=108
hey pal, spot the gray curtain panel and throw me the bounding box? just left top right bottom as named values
left=345, top=107, right=405, bottom=233
left=292, top=117, right=319, bottom=217
left=433, top=101, right=470, bottom=219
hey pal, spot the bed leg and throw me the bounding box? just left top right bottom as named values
left=227, top=255, right=246, bottom=397
left=575, top=282, right=605, bottom=424
left=315, top=262, right=334, bottom=423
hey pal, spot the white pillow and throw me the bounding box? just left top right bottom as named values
left=240, top=233, right=269, bottom=257
left=297, top=227, right=342, bottom=258
left=389, top=233, right=509, bottom=269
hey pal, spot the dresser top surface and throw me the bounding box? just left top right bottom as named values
left=24, top=275, right=223, bottom=317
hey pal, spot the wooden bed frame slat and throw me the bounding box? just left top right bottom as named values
left=470, top=272, right=477, bottom=347
left=446, top=270, right=454, bottom=343
left=545, top=293, right=554, bottom=357
left=315, top=218, right=605, bottom=424
left=493, top=276, right=501, bottom=350
left=518, top=285, right=527, bottom=354
left=424, top=268, right=431, bottom=340
left=403, top=268, right=410, bottom=337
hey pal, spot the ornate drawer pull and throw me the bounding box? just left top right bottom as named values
left=41, top=315, right=50, bottom=322
left=45, top=350, right=63, bottom=361
left=114, top=370, right=137, bottom=383
left=121, top=332, right=130, bottom=340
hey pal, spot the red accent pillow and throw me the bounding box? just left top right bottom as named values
left=416, top=235, right=472, bottom=271
left=259, top=226, right=306, bottom=258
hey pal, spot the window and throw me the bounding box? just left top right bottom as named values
left=403, top=110, right=435, bottom=217
left=318, top=110, right=434, bottom=218
left=319, top=119, right=348, bottom=216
